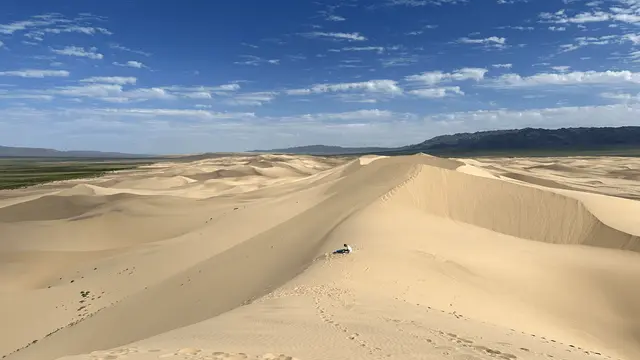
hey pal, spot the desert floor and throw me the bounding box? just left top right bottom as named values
left=1, top=154, right=639, bottom=360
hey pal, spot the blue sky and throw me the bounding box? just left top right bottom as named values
left=1, top=0, right=639, bottom=154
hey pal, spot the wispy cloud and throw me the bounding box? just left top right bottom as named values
left=405, top=68, right=488, bottom=86
left=558, top=34, right=640, bottom=53
left=0, top=69, right=70, bottom=78
left=0, top=13, right=112, bottom=45
left=223, top=92, right=278, bottom=106
left=109, top=43, right=152, bottom=57
left=539, top=2, right=640, bottom=26
left=405, top=24, right=438, bottom=35
left=426, top=104, right=640, bottom=132
left=0, top=13, right=67, bottom=35
left=489, top=70, right=640, bottom=87
left=51, top=46, right=103, bottom=59
left=457, top=36, right=507, bottom=49
left=234, top=55, right=280, bottom=66
left=409, top=86, right=464, bottom=98
left=380, top=55, right=419, bottom=67
left=113, top=60, right=147, bottom=68
left=492, top=63, right=513, bottom=68
left=161, top=84, right=241, bottom=99
left=286, top=80, right=403, bottom=96
left=80, top=76, right=137, bottom=85
left=41, top=25, right=112, bottom=36
left=383, top=0, right=467, bottom=7
left=496, top=25, right=534, bottom=31
left=331, top=46, right=386, bottom=53
left=600, top=91, right=640, bottom=102
left=303, top=31, right=367, bottom=41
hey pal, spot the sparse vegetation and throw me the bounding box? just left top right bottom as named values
left=0, top=158, right=155, bottom=190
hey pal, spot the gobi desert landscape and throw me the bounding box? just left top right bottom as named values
left=1, top=153, right=640, bottom=360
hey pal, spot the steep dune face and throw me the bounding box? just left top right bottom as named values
left=393, top=163, right=640, bottom=251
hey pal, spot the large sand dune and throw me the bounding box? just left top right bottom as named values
left=1, top=153, right=639, bottom=360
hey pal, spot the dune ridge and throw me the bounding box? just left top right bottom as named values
left=1, top=154, right=639, bottom=360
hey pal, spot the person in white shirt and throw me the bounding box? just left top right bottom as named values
left=333, top=243, right=353, bottom=255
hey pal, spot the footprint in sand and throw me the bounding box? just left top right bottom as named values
left=85, top=347, right=301, bottom=360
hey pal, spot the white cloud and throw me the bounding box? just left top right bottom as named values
left=380, top=56, right=419, bottom=67
left=558, top=34, right=638, bottom=53
left=43, top=25, right=112, bottom=36
left=286, top=80, right=403, bottom=96
left=0, top=91, right=54, bottom=101
left=383, top=0, right=467, bottom=6
left=490, top=70, right=640, bottom=87
left=492, top=63, right=513, bottom=68
left=496, top=26, right=534, bottom=31
left=234, top=55, right=280, bottom=66
left=457, top=36, right=506, bottom=45
left=0, top=14, right=65, bottom=35
left=600, top=92, right=640, bottom=102
left=549, top=26, right=566, bottom=31
left=497, top=0, right=529, bottom=4
left=0, top=40, right=4, bottom=48
left=95, top=108, right=255, bottom=120
left=161, top=84, right=241, bottom=99
left=55, top=85, right=175, bottom=102
left=539, top=4, right=640, bottom=25
left=303, top=31, right=367, bottom=41
left=405, top=24, right=439, bottom=35
left=326, top=15, right=346, bottom=21
left=110, top=44, right=152, bottom=57
left=51, top=46, right=103, bottom=60
left=409, top=86, right=464, bottom=98
left=80, top=76, right=137, bottom=85
left=0, top=69, right=69, bottom=78
left=332, top=46, right=386, bottom=53
left=0, top=13, right=112, bottom=45
left=113, top=61, right=147, bottom=68
left=551, top=66, right=571, bottom=72
left=405, top=68, right=488, bottom=85
left=223, top=92, right=278, bottom=106
left=425, top=104, right=640, bottom=132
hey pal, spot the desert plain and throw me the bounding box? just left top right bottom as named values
left=1, top=153, right=640, bottom=360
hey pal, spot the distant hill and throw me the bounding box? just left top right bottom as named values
left=0, top=145, right=151, bottom=158
left=250, top=144, right=394, bottom=155
left=403, top=126, right=640, bottom=155
left=252, top=126, right=640, bottom=156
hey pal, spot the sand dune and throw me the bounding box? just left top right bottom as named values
left=1, top=153, right=640, bottom=360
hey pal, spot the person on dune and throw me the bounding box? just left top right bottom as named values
left=333, top=243, right=353, bottom=255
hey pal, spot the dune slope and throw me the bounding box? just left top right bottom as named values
left=1, top=154, right=639, bottom=360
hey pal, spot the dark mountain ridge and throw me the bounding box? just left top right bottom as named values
left=252, top=126, right=640, bottom=156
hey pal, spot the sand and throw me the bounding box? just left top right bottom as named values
left=1, top=153, right=640, bottom=360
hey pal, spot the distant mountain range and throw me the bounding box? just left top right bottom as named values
left=252, top=126, right=640, bottom=156
left=251, top=145, right=393, bottom=155
left=4, top=126, right=640, bottom=158
left=0, top=145, right=151, bottom=158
